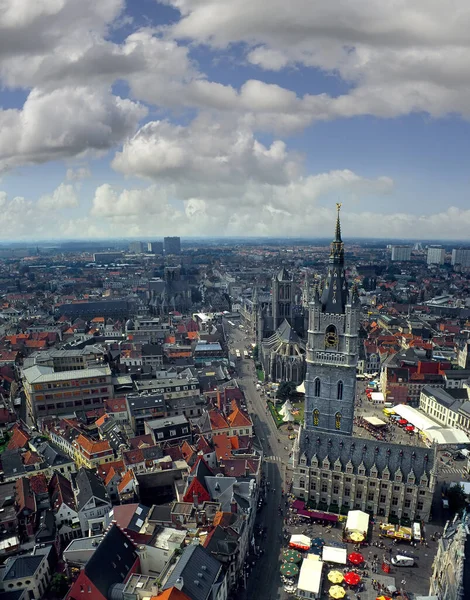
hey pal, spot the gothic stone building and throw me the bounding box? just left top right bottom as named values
left=292, top=206, right=436, bottom=522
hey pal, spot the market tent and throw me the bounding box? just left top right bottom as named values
left=296, top=381, right=306, bottom=394
left=423, top=428, right=470, bottom=445
left=322, top=546, right=347, bottom=564
left=289, top=534, right=311, bottom=550
left=370, top=392, right=385, bottom=403
left=348, top=552, right=364, bottom=565
left=392, top=404, right=439, bottom=431
left=345, top=510, right=369, bottom=534
left=364, top=416, right=386, bottom=427
left=297, top=557, right=323, bottom=597
left=344, top=572, right=361, bottom=586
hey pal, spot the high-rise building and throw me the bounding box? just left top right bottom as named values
left=451, top=247, right=470, bottom=268
left=427, top=245, right=445, bottom=265
left=129, top=241, right=144, bottom=254
left=164, top=236, right=181, bottom=255
left=148, top=241, right=164, bottom=255
left=391, top=245, right=412, bottom=261
left=292, top=205, right=436, bottom=523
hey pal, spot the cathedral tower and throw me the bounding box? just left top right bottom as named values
left=304, top=204, right=360, bottom=436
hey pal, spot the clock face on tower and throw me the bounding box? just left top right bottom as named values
left=325, top=330, right=339, bottom=349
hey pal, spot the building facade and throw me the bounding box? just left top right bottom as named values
left=427, top=245, right=446, bottom=265
left=292, top=205, right=436, bottom=522
left=163, top=236, right=181, bottom=255
left=391, top=245, right=412, bottom=261
left=451, top=247, right=470, bottom=268
left=22, top=365, right=113, bottom=422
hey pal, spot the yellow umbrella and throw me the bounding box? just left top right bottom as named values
left=350, top=531, right=365, bottom=542
left=329, top=585, right=346, bottom=599
left=328, top=571, right=344, bottom=584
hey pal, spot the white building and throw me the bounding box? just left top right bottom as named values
left=391, top=245, right=412, bottom=262
left=427, top=245, right=446, bottom=265
left=451, top=247, right=470, bottom=268
left=0, top=547, right=52, bottom=600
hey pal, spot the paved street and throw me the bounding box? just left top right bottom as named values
left=227, top=324, right=291, bottom=600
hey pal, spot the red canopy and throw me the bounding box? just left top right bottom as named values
left=398, top=419, right=408, bottom=425
left=348, top=552, right=364, bottom=565
left=406, top=425, right=414, bottom=431
left=344, top=572, right=361, bottom=586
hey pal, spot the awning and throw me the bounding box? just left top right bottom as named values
left=322, top=546, right=347, bottom=565
left=296, top=508, right=338, bottom=522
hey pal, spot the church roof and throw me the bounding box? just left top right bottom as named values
left=263, top=319, right=304, bottom=354
left=299, top=428, right=435, bottom=480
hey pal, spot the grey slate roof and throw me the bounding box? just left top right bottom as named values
left=75, top=467, right=110, bottom=511
left=84, top=524, right=138, bottom=598
left=3, top=555, right=43, bottom=580
left=164, top=543, right=222, bottom=600
left=299, top=428, right=435, bottom=480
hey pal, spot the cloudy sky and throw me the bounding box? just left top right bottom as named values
left=1, top=0, right=470, bottom=241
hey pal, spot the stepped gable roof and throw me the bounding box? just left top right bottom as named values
left=79, top=524, right=138, bottom=599
left=299, top=429, right=435, bottom=479
left=163, top=544, right=222, bottom=600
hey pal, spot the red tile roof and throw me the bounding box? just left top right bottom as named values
left=227, top=407, right=251, bottom=428
left=208, top=409, right=229, bottom=431
left=183, top=476, right=210, bottom=504
left=117, top=469, right=135, bottom=493
left=7, top=424, right=30, bottom=450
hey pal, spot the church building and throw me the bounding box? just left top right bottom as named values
left=292, top=205, right=436, bottom=522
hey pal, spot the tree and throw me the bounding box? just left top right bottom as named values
left=447, top=484, right=467, bottom=514
left=253, top=345, right=259, bottom=360
left=276, top=381, right=296, bottom=402
left=50, top=573, right=69, bottom=597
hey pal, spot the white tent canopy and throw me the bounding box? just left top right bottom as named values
left=289, top=534, right=311, bottom=549
left=298, top=557, right=323, bottom=595
left=279, top=399, right=294, bottom=416
left=345, top=510, right=369, bottom=534
left=322, top=546, right=347, bottom=564
left=364, top=416, right=386, bottom=427
left=370, top=392, right=385, bottom=403
left=283, top=411, right=295, bottom=422
left=392, top=404, right=440, bottom=431
left=296, top=381, right=306, bottom=394
left=423, top=428, right=470, bottom=445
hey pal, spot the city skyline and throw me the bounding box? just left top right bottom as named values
left=1, top=1, right=470, bottom=240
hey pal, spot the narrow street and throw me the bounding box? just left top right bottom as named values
left=227, top=324, right=292, bottom=600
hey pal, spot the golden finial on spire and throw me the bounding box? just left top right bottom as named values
left=336, top=202, right=342, bottom=213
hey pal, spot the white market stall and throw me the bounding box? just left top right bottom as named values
left=297, top=557, right=323, bottom=599
left=289, top=534, right=311, bottom=551
left=363, top=416, right=387, bottom=428
left=322, top=546, right=347, bottom=565
left=370, top=392, right=385, bottom=404
left=345, top=510, right=369, bottom=536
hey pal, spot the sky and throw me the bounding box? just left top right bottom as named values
left=1, top=0, right=470, bottom=241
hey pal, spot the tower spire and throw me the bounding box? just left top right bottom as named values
left=335, top=202, right=342, bottom=242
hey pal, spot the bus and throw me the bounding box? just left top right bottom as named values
left=243, top=350, right=249, bottom=359
left=412, top=522, right=421, bottom=543
left=235, top=349, right=241, bottom=360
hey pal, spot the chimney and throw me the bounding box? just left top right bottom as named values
left=193, top=492, right=199, bottom=508
left=230, top=498, right=237, bottom=514
left=175, top=577, right=184, bottom=591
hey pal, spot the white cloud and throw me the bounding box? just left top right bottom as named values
left=0, top=182, right=82, bottom=239
left=112, top=115, right=301, bottom=185
left=37, top=183, right=78, bottom=211
left=161, top=0, right=470, bottom=122
left=66, top=167, right=91, bottom=181
left=0, top=86, right=146, bottom=171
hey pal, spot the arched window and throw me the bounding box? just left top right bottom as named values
left=335, top=412, right=342, bottom=430
left=313, top=409, right=319, bottom=426
left=337, top=380, right=343, bottom=400
left=314, top=378, right=321, bottom=397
